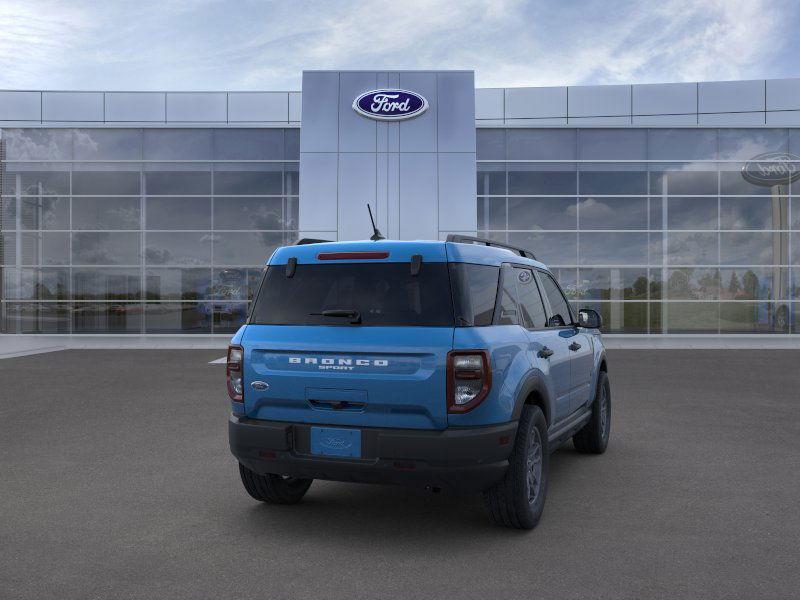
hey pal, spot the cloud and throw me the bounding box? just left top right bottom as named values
left=0, top=0, right=795, bottom=90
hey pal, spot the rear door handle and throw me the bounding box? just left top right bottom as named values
left=569, top=342, right=582, bottom=351
left=537, top=347, right=554, bottom=359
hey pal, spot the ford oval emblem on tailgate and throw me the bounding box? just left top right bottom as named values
left=250, top=381, right=269, bottom=391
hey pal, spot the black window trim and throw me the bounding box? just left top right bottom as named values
left=533, top=269, right=577, bottom=329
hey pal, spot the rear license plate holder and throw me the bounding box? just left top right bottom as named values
left=310, top=427, right=361, bottom=458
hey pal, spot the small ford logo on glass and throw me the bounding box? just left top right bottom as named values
left=742, top=152, right=800, bottom=187
left=352, top=89, right=428, bottom=121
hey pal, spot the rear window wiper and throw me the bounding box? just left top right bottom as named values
left=309, top=309, right=362, bottom=324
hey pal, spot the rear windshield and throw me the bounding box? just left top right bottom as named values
left=250, top=262, right=454, bottom=326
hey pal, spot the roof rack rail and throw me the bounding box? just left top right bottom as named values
left=296, top=238, right=332, bottom=245
left=446, top=234, right=536, bottom=260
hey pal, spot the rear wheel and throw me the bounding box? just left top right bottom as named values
left=238, top=463, right=312, bottom=504
left=573, top=371, right=611, bottom=454
left=483, top=405, right=549, bottom=530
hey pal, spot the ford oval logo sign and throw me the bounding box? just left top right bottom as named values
left=353, top=89, right=428, bottom=121
left=742, top=152, right=800, bottom=187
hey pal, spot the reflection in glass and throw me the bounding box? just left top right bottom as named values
left=577, top=268, right=649, bottom=300
left=721, top=197, right=786, bottom=230
left=72, top=268, right=141, bottom=300
left=213, top=197, right=283, bottom=230
left=667, top=197, right=718, bottom=230
left=477, top=167, right=506, bottom=195
left=213, top=170, right=282, bottom=195
left=212, top=232, right=283, bottom=265
left=507, top=129, right=575, bottom=160
left=579, top=301, right=648, bottom=333
left=579, top=171, right=647, bottom=195
left=508, top=197, right=576, bottom=230
left=73, top=129, right=141, bottom=160
left=213, top=129, right=283, bottom=160
left=72, top=232, right=140, bottom=265
left=578, top=129, right=646, bottom=160
left=145, top=197, right=211, bottom=230
left=72, top=197, right=140, bottom=230
left=213, top=302, right=248, bottom=333
left=648, top=129, right=717, bottom=161
left=508, top=169, right=576, bottom=195
left=144, top=171, right=211, bottom=195
left=720, top=232, right=776, bottom=265
left=145, top=232, right=212, bottom=266
left=664, top=302, right=719, bottom=333
left=72, top=303, right=143, bottom=333
left=476, top=129, right=505, bottom=160
left=578, top=197, right=646, bottom=230
left=212, top=268, right=264, bottom=301
left=20, top=196, right=69, bottom=229
left=144, top=303, right=212, bottom=333
left=145, top=268, right=212, bottom=301
left=650, top=170, right=717, bottom=195
left=666, top=232, right=718, bottom=265
left=477, top=197, right=506, bottom=230
left=3, top=302, right=70, bottom=333
left=666, top=268, right=720, bottom=300
left=579, top=233, right=649, bottom=265
left=19, top=232, right=70, bottom=265
left=507, top=232, right=577, bottom=266
left=719, top=302, right=778, bottom=333
left=72, top=171, right=141, bottom=195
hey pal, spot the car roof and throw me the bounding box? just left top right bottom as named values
left=269, top=239, right=548, bottom=270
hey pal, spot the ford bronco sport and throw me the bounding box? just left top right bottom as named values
left=228, top=235, right=610, bottom=529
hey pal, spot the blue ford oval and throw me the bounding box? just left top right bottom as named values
left=352, top=89, right=428, bottom=121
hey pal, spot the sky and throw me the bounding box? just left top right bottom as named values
left=0, top=0, right=798, bottom=91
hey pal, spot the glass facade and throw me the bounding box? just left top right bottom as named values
left=0, top=128, right=299, bottom=334
left=477, top=128, right=800, bottom=334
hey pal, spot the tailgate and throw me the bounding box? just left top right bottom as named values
left=242, top=325, right=454, bottom=429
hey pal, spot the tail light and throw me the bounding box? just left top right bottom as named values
left=227, top=345, right=244, bottom=402
left=447, top=350, right=491, bottom=413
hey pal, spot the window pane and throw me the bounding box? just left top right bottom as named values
left=508, top=169, right=576, bottom=195
left=10, top=170, right=70, bottom=195
left=719, top=302, right=779, bottom=333
left=477, top=166, right=506, bottom=195
left=72, top=197, right=140, bottom=230
left=72, top=268, right=141, bottom=300
left=720, top=197, right=785, bottom=230
left=213, top=197, right=283, bottom=230
left=577, top=268, right=649, bottom=300
left=667, top=232, right=718, bottom=264
left=72, top=171, right=140, bottom=196
left=668, top=197, right=718, bottom=230
left=507, top=129, right=575, bottom=160
left=143, top=129, right=213, bottom=160
left=144, top=171, right=211, bottom=195
left=214, top=129, right=283, bottom=160
left=477, top=197, right=506, bottom=230
left=19, top=232, right=70, bottom=265
left=508, top=232, right=577, bottom=265
left=664, top=302, right=719, bottom=333
left=579, top=233, right=649, bottom=265
left=719, top=267, right=785, bottom=301
left=146, top=268, right=212, bottom=300
left=285, top=129, right=300, bottom=159
left=720, top=232, right=777, bottom=265
left=213, top=169, right=282, bottom=195
left=212, top=232, right=282, bottom=265
left=145, top=197, right=211, bottom=230
left=497, top=266, right=518, bottom=325
left=538, top=272, right=571, bottom=326
left=145, top=232, right=212, bottom=265
left=449, top=263, right=499, bottom=326
left=720, top=168, right=774, bottom=195
left=578, top=129, right=646, bottom=160
left=72, top=232, right=140, bottom=265
left=648, top=129, right=717, bottom=161
left=4, top=129, right=72, bottom=160
left=1, top=197, right=16, bottom=227
left=650, top=169, right=717, bottom=195
left=718, top=129, right=788, bottom=160
left=73, top=129, right=141, bottom=160
left=477, top=129, right=505, bottom=160
left=666, top=268, right=720, bottom=300
left=514, top=268, right=547, bottom=328
left=508, top=197, right=576, bottom=230
left=578, top=197, right=647, bottom=230
left=580, top=301, right=648, bottom=333
left=284, top=164, right=299, bottom=196
left=579, top=171, right=647, bottom=195
left=72, top=303, right=142, bottom=333
left=145, top=303, right=211, bottom=333
left=211, top=267, right=264, bottom=301
left=213, top=302, right=249, bottom=333
left=7, top=268, right=69, bottom=300
left=20, top=196, right=69, bottom=230
left=2, top=302, right=70, bottom=333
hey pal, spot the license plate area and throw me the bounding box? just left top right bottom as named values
left=310, top=426, right=362, bottom=458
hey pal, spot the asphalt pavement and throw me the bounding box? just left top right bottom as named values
left=1, top=349, right=799, bottom=599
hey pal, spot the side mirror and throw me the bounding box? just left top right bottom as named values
left=578, top=308, right=603, bottom=329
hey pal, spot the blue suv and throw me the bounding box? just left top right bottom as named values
left=228, top=235, right=610, bottom=529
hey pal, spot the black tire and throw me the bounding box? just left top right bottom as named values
left=238, top=463, right=312, bottom=504
left=483, top=405, right=549, bottom=530
left=573, top=371, right=611, bottom=454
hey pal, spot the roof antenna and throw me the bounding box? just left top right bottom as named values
left=367, top=204, right=385, bottom=241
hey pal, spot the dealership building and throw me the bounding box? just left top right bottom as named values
left=1, top=70, right=799, bottom=339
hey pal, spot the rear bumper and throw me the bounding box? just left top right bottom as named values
left=229, top=415, right=517, bottom=492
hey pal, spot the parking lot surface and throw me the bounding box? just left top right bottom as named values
left=1, top=349, right=799, bottom=599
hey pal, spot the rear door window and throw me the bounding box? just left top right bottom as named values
left=538, top=272, right=573, bottom=327
left=514, top=267, right=547, bottom=329
left=250, top=262, right=454, bottom=326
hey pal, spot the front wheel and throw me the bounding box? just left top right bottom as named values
left=483, top=405, right=549, bottom=529
left=573, top=371, right=611, bottom=454
left=238, top=463, right=312, bottom=504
